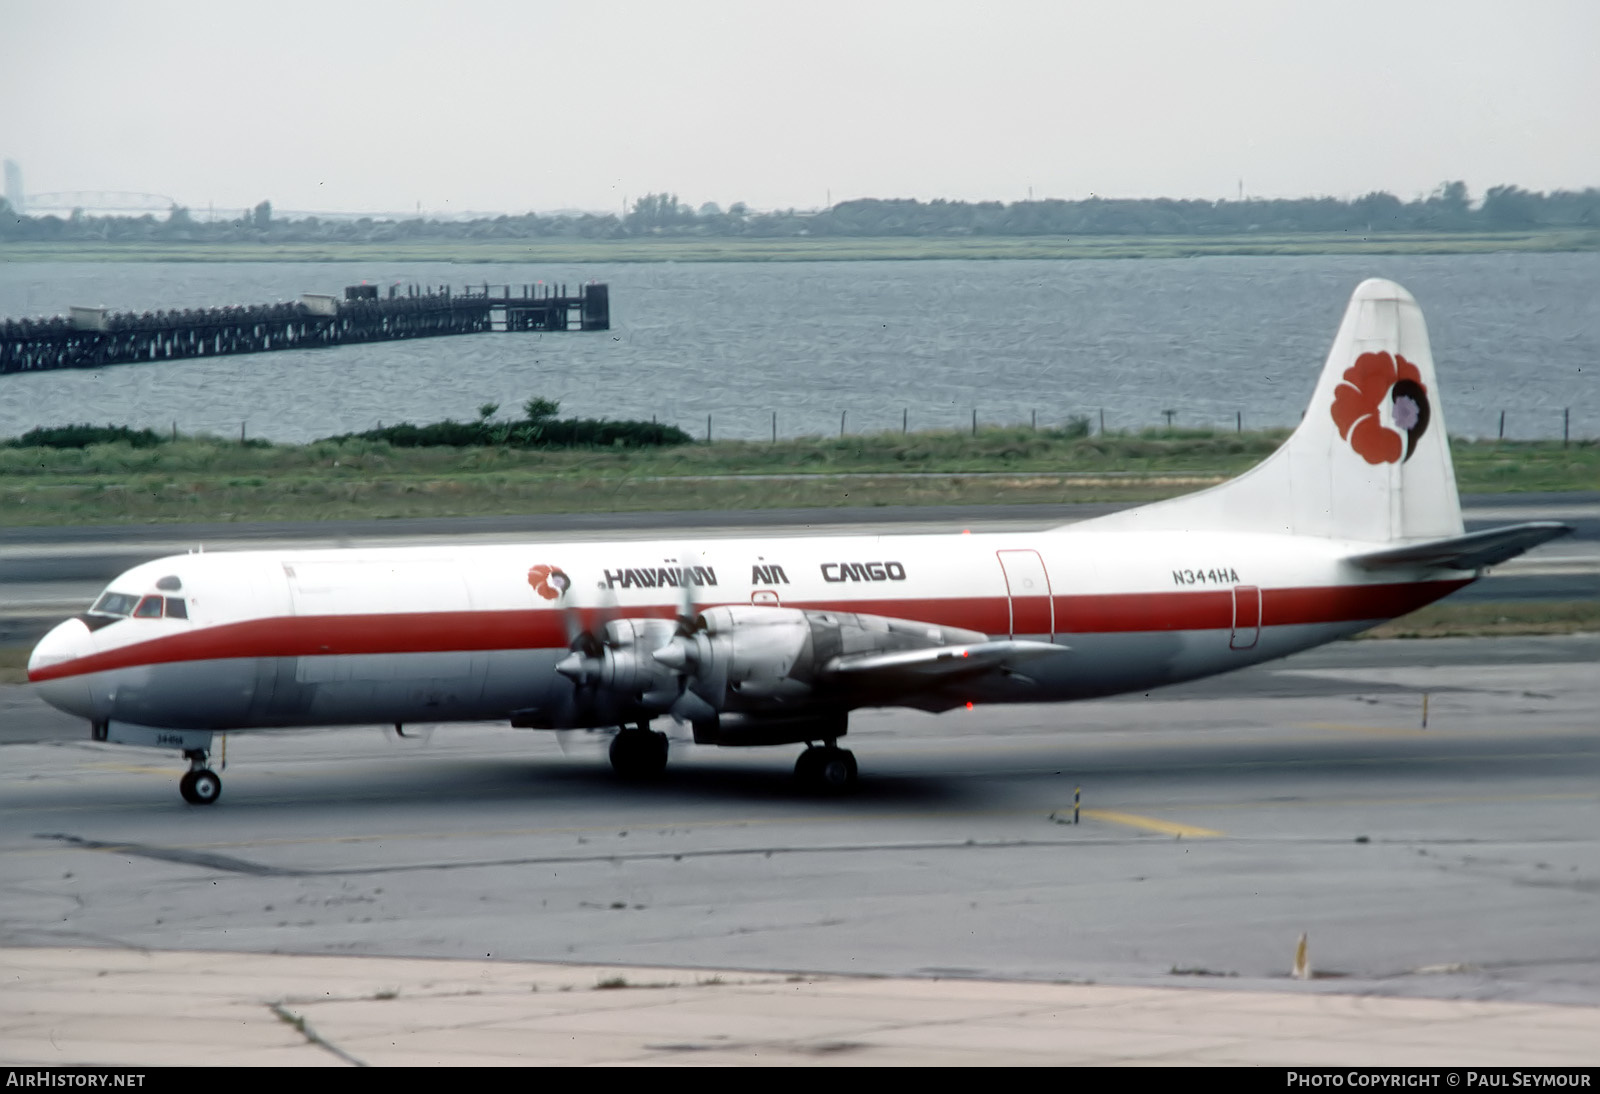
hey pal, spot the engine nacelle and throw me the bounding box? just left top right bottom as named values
left=659, top=605, right=986, bottom=714
left=549, top=605, right=989, bottom=727
left=687, top=605, right=812, bottom=702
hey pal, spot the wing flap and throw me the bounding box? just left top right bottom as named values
left=1349, top=521, right=1572, bottom=572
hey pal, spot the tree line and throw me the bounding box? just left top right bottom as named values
left=2, top=183, right=1596, bottom=244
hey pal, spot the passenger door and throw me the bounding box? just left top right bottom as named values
left=1230, top=585, right=1261, bottom=650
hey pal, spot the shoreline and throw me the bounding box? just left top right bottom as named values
left=3, top=230, right=1597, bottom=264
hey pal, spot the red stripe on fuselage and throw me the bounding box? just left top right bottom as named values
left=27, top=580, right=1470, bottom=684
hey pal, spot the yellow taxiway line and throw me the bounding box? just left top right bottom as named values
left=1076, top=808, right=1224, bottom=838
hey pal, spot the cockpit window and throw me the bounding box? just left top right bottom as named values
left=90, top=592, right=140, bottom=617
left=91, top=590, right=189, bottom=620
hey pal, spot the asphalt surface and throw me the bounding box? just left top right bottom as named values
left=3, top=634, right=1597, bottom=1009
left=4, top=500, right=1597, bottom=1016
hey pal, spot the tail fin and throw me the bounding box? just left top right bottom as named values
left=1072, top=278, right=1462, bottom=544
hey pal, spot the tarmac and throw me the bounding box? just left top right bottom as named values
left=4, top=636, right=1600, bottom=1067
left=4, top=499, right=1598, bottom=1068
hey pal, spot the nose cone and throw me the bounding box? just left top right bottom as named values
left=29, top=618, right=98, bottom=718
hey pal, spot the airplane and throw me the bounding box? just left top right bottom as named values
left=26, top=278, right=1572, bottom=804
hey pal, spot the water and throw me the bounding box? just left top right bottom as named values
left=0, top=254, right=1595, bottom=443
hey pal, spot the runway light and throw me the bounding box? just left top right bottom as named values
left=965, top=701, right=973, bottom=710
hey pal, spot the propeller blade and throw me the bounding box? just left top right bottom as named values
left=554, top=726, right=612, bottom=755
left=559, top=578, right=620, bottom=658
left=638, top=686, right=679, bottom=709
left=673, top=548, right=709, bottom=635
left=669, top=686, right=718, bottom=725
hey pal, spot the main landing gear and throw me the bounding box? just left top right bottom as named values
left=179, top=748, right=222, bottom=805
left=609, top=724, right=669, bottom=779
left=794, top=743, right=858, bottom=793
left=602, top=721, right=858, bottom=792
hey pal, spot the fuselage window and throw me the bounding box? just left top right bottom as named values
left=133, top=595, right=164, bottom=618
left=164, top=598, right=189, bottom=619
left=90, top=592, right=140, bottom=616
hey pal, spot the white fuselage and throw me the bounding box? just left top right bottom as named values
left=28, top=527, right=1468, bottom=733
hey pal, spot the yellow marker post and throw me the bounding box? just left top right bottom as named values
left=1292, top=933, right=1311, bottom=980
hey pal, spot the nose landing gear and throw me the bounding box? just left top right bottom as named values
left=179, top=749, right=222, bottom=805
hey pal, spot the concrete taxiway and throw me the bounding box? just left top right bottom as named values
left=7, top=948, right=1600, bottom=1066
left=2, top=635, right=1598, bottom=1064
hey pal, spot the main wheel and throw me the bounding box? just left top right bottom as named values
left=795, top=746, right=857, bottom=793
left=179, top=768, right=222, bottom=805
left=609, top=729, right=669, bottom=779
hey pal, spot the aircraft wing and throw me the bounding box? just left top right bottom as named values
left=1348, top=521, right=1572, bottom=572
left=822, top=639, right=1066, bottom=685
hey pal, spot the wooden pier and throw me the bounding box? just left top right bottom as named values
left=0, top=282, right=609, bottom=374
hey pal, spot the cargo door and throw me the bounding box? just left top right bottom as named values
left=996, top=549, right=1054, bottom=639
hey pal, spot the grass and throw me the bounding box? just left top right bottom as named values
left=1, top=646, right=30, bottom=684
left=1361, top=600, right=1600, bottom=640
left=2, top=230, right=1596, bottom=264
left=1, top=430, right=1594, bottom=528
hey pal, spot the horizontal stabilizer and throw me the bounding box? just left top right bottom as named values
left=1349, top=521, right=1572, bottom=572
left=824, top=639, right=1066, bottom=683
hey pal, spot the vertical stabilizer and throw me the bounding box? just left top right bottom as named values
left=1071, top=279, right=1462, bottom=544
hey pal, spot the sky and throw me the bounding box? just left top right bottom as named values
left=2, top=0, right=1597, bottom=217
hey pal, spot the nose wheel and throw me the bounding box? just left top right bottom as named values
left=795, top=744, right=857, bottom=793
left=179, top=749, right=222, bottom=805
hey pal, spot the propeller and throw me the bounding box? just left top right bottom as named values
left=655, top=547, right=719, bottom=724
left=545, top=577, right=626, bottom=744
left=554, top=578, right=620, bottom=688
left=544, top=549, right=723, bottom=730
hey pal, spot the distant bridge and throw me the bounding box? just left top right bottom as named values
left=1, top=282, right=611, bottom=374
left=22, top=191, right=181, bottom=214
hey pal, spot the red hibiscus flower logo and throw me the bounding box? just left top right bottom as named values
left=527, top=565, right=570, bottom=601
left=1330, top=351, right=1431, bottom=465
